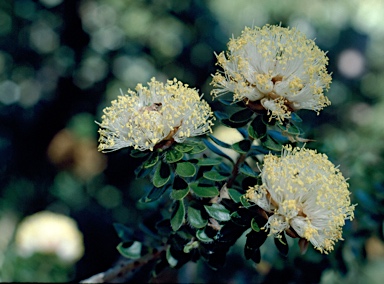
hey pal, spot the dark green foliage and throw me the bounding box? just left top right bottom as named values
left=171, top=200, right=186, bottom=231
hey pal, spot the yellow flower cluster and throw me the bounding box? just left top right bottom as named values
left=211, top=24, right=332, bottom=122
left=246, top=146, right=355, bottom=254
left=97, top=78, right=214, bottom=152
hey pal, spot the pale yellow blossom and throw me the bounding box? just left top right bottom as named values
left=97, top=78, right=214, bottom=152
left=211, top=25, right=332, bottom=122
left=246, top=146, right=355, bottom=254
left=15, top=211, right=84, bottom=263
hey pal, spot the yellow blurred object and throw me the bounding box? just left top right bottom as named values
left=15, top=211, right=84, bottom=263
left=47, top=129, right=107, bottom=180
left=366, top=236, right=384, bottom=261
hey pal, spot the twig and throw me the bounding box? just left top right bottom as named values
left=227, top=152, right=247, bottom=188
left=80, top=245, right=168, bottom=283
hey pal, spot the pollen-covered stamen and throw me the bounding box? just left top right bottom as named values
left=97, top=78, right=215, bottom=152
left=246, top=146, right=355, bottom=254
left=211, top=24, right=332, bottom=122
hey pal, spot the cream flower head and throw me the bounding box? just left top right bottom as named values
left=15, top=211, right=84, bottom=263
left=246, top=146, right=355, bottom=254
left=211, top=24, right=332, bottom=122
left=97, top=78, right=214, bottom=152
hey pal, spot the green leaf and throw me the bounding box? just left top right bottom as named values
left=239, top=164, right=259, bottom=178
left=175, top=143, right=194, bottom=153
left=262, top=134, right=282, bottom=151
left=232, top=140, right=251, bottom=154
left=183, top=241, right=199, bottom=253
left=187, top=207, right=208, bottom=229
left=228, top=188, right=242, bottom=203
left=171, top=176, right=189, bottom=200
left=262, top=113, right=277, bottom=126
left=140, top=186, right=168, bottom=203
left=240, top=195, right=253, bottom=208
left=274, top=233, right=289, bottom=256
left=203, top=139, right=234, bottom=163
left=130, top=149, right=150, bottom=158
left=203, top=171, right=228, bottom=181
left=209, top=134, right=232, bottom=149
left=285, top=123, right=301, bottom=135
left=117, top=241, right=142, bottom=259
left=221, top=118, right=251, bottom=128
left=204, top=203, right=231, bottom=221
left=190, top=182, right=219, bottom=198
left=197, top=158, right=222, bottom=166
left=251, top=218, right=260, bottom=232
left=229, top=108, right=254, bottom=123
left=166, top=246, right=178, bottom=267
left=248, top=115, right=267, bottom=139
left=165, top=148, right=184, bottom=163
left=189, top=142, right=207, bottom=154
left=244, top=230, right=268, bottom=263
left=176, top=162, right=196, bottom=177
left=218, top=98, right=235, bottom=106
left=153, top=162, right=171, bottom=188
left=291, top=112, right=302, bottom=123
left=171, top=188, right=189, bottom=200
left=171, top=200, right=185, bottom=231
left=196, top=228, right=213, bottom=243
left=143, top=153, right=159, bottom=168
left=113, top=223, right=134, bottom=241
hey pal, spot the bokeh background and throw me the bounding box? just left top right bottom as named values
left=1, top=0, right=384, bottom=282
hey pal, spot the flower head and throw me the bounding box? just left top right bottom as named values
left=245, top=146, right=355, bottom=254
left=211, top=24, right=332, bottom=122
left=15, top=211, right=84, bottom=262
left=97, top=78, right=214, bottom=152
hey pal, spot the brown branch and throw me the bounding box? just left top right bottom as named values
left=80, top=245, right=168, bottom=283
left=227, top=152, right=247, bottom=188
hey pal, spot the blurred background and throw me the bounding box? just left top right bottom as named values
left=0, top=0, right=384, bottom=282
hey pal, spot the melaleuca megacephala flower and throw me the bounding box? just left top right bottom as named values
left=211, top=24, right=332, bottom=122
left=245, top=146, right=355, bottom=254
left=97, top=78, right=214, bottom=152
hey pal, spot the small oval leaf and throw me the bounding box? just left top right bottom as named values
left=204, top=203, right=231, bottom=221
left=171, top=200, right=185, bottom=231
left=251, top=218, right=260, bottom=232
left=232, top=140, right=251, bottom=154
left=228, top=188, right=242, bottom=203
left=230, top=108, right=254, bottom=123
left=240, top=195, right=253, bottom=208
left=209, top=134, right=232, bottom=149
left=117, top=241, right=142, bottom=259
left=222, top=118, right=251, bottom=128
left=188, top=206, right=208, bottom=229
left=165, top=148, right=184, bottom=163
left=203, top=171, right=228, bottom=181
left=143, top=153, right=159, bottom=169
left=262, top=135, right=283, bottom=151
left=153, top=162, right=171, bottom=188
left=189, top=142, right=207, bottom=154
left=196, top=228, right=213, bottom=243
left=190, top=182, right=219, bottom=198
left=197, top=158, right=222, bottom=166
left=176, top=162, right=196, bottom=177
left=174, top=143, right=194, bottom=153
left=274, top=233, right=289, bottom=256
left=166, top=246, right=178, bottom=267
left=248, top=115, right=267, bottom=139
left=239, top=164, right=259, bottom=178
